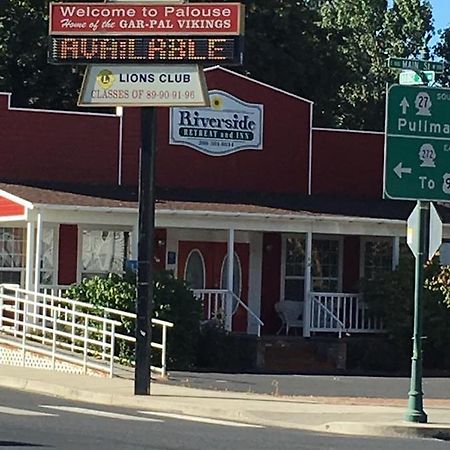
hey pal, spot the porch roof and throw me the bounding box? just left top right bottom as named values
left=0, top=182, right=447, bottom=237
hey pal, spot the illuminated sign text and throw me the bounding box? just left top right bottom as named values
left=48, top=35, right=243, bottom=65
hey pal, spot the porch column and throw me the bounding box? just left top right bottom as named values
left=303, top=230, right=313, bottom=337
left=131, top=221, right=139, bottom=263
left=226, top=228, right=235, bottom=332
left=247, top=232, right=262, bottom=336
left=34, top=212, right=43, bottom=294
left=25, top=219, right=35, bottom=291
left=392, top=236, right=400, bottom=270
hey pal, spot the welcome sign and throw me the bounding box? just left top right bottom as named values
left=170, top=90, right=264, bottom=155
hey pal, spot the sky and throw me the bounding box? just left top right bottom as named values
left=429, top=0, right=450, bottom=36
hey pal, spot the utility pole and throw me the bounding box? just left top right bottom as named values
left=135, top=107, right=157, bottom=395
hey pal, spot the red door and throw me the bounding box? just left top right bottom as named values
left=178, top=241, right=249, bottom=332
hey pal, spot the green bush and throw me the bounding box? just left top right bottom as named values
left=362, top=256, right=450, bottom=371
left=65, top=270, right=202, bottom=370
left=65, top=273, right=136, bottom=363
left=152, top=270, right=203, bottom=370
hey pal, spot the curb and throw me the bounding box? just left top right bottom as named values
left=0, top=375, right=273, bottom=426
left=321, top=422, right=450, bottom=441
left=1, top=374, right=450, bottom=440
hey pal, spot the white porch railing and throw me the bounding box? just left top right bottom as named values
left=0, top=285, right=173, bottom=378
left=309, top=292, right=384, bottom=337
left=0, top=285, right=120, bottom=377
left=193, top=289, right=264, bottom=337
left=41, top=285, right=174, bottom=377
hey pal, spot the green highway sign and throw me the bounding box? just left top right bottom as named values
left=388, top=57, right=444, bottom=73
left=399, top=70, right=435, bottom=85
left=384, top=84, right=450, bottom=201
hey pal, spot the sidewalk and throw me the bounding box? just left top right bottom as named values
left=1, top=364, right=450, bottom=440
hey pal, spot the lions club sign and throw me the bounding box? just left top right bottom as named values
left=170, top=90, right=264, bottom=156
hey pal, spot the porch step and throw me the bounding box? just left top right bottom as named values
left=257, top=336, right=347, bottom=374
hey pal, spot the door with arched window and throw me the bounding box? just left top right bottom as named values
left=178, top=241, right=249, bottom=332
left=184, top=249, right=205, bottom=290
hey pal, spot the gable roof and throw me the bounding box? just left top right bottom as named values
left=205, top=66, right=314, bottom=104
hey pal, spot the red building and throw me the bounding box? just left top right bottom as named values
left=0, top=67, right=445, bottom=368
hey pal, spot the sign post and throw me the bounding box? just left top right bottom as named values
left=135, top=106, right=157, bottom=395
left=48, top=1, right=245, bottom=396
left=384, top=82, right=450, bottom=423
left=405, top=201, right=429, bottom=423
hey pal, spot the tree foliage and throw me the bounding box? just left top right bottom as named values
left=0, top=0, right=438, bottom=128
left=362, top=256, right=450, bottom=370
left=0, top=0, right=84, bottom=109
left=435, top=27, right=450, bottom=87
left=319, top=0, right=433, bottom=129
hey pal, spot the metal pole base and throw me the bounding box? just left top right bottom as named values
left=405, top=407, right=428, bottom=423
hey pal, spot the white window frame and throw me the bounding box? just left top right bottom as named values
left=39, top=225, right=59, bottom=287
left=0, top=226, right=27, bottom=286
left=183, top=249, right=206, bottom=290
left=359, top=236, right=395, bottom=279
left=280, top=234, right=307, bottom=303
left=220, top=251, right=243, bottom=298
left=311, top=235, right=343, bottom=293
left=77, top=225, right=132, bottom=282
left=281, top=234, right=344, bottom=302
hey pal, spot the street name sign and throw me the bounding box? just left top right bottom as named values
left=399, top=70, right=435, bottom=86
left=78, top=64, right=209, bottom=107
left=384, top=84, right=450, bottom=201
left=388, top=57, right=444, bottom=73
left=49, top=3, right=244, bottom=35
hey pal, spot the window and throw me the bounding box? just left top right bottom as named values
left=0, top=227, right=25, bottom=284
left=283, top=237, right=306, bottom=302
left=282, top=236, right=342, bottom=300
left=81, top=230, right=129, bottom=279
left=184, top=250, right=205, bottom=289
left=40, top=228, right=57, bottom=286
left=220, top=253, right=242, bottom=296
left=312, top=238, right=341, bottom=292
left=362, top=239, right=393, bottom=280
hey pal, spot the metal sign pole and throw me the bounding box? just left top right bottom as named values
left=135, top=107, right=157, bottom=395
left=405, top=200, right=429, bottom=423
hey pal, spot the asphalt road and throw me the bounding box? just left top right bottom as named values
left=0, top=387, right=447, bottom=449
left=166, top=372, right=450, bottom=399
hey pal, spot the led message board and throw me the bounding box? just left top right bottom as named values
left=48, top=35, right=243, bottom=65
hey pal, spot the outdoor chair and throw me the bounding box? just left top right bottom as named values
left=274, top=300, right=303, bottom=335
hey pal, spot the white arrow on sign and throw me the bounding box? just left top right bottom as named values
left=400, top=97, right=410, bottom=114
left=394, top=162, right=412, bottom=178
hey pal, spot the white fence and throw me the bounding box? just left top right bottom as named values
left=309, top=292, right=384, bottom=337
left=0, top=285, right=173, bottom=377
left=193, top=289, right=264, bottom=337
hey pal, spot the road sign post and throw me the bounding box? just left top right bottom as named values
left=135, top=107, right=157, bottom=396
left=405, top=201, right=429, bottom=423
left=383, top=83, right=450, bottom=424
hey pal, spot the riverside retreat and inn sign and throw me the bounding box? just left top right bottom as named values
left=169, top=90, right=264, bottom=155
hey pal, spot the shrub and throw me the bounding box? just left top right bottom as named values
left=362, top=256, right=450, bottom=371
left=65, top=270, right=202, bottom=370
left=64, top=273, right=136, bottom=363
left=152, top=270, right=203, bottom=370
